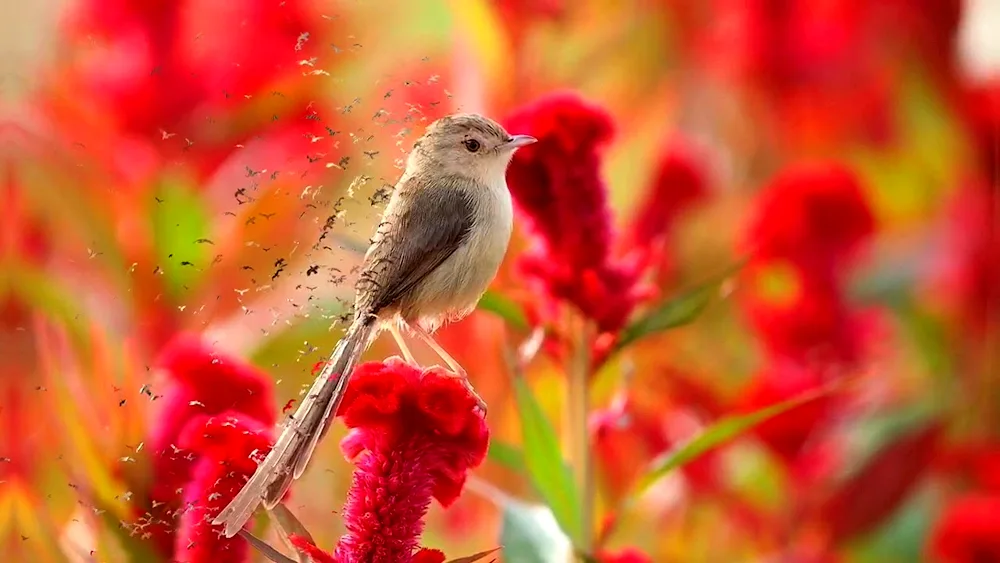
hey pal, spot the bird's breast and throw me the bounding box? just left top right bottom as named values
left=405, top=182, right=513, bottom=327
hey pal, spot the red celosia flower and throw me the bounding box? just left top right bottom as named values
left=590, top=392, right=720, bottom=501
left=738, top=360, right=835, bottom=463
left=294, top=359, right=488, bottom=563
left=938, top=183, right=1000, bottom=341
left=742, top=162, right=875, bottom=276
left=504, top=92, right=651, bottom=332
left=44, top=0, right=331, bottom=184
left=594, top=548, right=654, bottom=563
left=173, top=412, right=273, bottom=563
left=133, top=333, right=276, bottom=556
left=958, top=79, right=999, bottom=183
left=740, top=261, right=872, bottom=365
left=929, top=493, right=1000, bottom=562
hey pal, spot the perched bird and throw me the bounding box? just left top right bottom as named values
left=213, top=113, right=536, bottom=537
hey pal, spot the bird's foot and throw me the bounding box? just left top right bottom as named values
left=423, top=365, right=488, bottom=415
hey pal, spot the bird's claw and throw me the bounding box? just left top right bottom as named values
left=422, top=365, right=488, bottom=416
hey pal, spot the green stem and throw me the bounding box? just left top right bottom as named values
left=567, top=313, right=594, bottom=556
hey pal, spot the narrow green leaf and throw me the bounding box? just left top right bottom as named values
left=631, top=384, right=836, bottom=498
left=499, top=500, right=573, bottom=563
left=616, top=262, right=743, bottom=352
left=512, top=377, right=582, bottom=542
left=487, top=440, right=526, bottom=475
left=149, top=178, right=212, bottom=299
left=477, top=290, right=529, bottom=329
left=445, top=547, right=502, bottom=563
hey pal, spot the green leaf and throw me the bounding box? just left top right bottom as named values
left=630, top=384, right=836, bottom=499
left=149, top=178, right=212, bottom=299
left=499, top=500, right=573, bottom=563
left=477, top=290, right=529, bottom=329
left=445, top=547, right=502, bottom=563
left=512, top=377, right=582, bottom=542
left=615, top=262, right=743, bottom=352
left=487, top=440, right=526, bottom=475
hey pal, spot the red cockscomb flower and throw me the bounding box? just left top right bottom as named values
left=504, top=92, right=651, bottom=333
left=738, top=360, right=836, bottom=464
left=132, top=333, right=276, bottom=556
left=172, top=412, right=273, bottom=562
left=594, top=548, right=654, bottom=563
left=291, top=359, right=488, bottom=563
left=743, top=162, right=875, bottom=276
left=929, top=493, right=1000, bottom=562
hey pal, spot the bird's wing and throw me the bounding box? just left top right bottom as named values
left=356, top=174, right=477, bottom=314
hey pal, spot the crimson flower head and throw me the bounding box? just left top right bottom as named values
left=743, top=162, right=875, bottom=275
left=504, top=92, right=650, bottom=332
left=738, top=360, right=835, bottom=463
left=595, top=548, right=654, bottom=563
left=929, top=493, right=1000, bottom=563
left=291, top=358, right=489, bottom=563
left=133, top=333, right=276, bottom=557
left=173, top=412, right=273, bottom=563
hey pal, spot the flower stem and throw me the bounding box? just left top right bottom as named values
left=567, top=312, right=594, bottom=556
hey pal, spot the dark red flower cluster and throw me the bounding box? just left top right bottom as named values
left=698, top=0, right=962, bottom=149
left=929, top=494, right=1000, bottom=563
left=504, top=92, right=710, bottom=334
left=737, top=162, right=876, bottom=461
left=131, top=333, right=276, bottom=557
left=173, top=413, right=273, bottom=563
left=43, top=0, right=331, bottom=184
left=504, top=92, right=647, bottom=333
left=590, top=388, right=720, bottom=502
left=927, top=441, right=1000, bottom=562
left=290, top=359, right=489, bottom=563
left=594, top=548, right=654, bottom=563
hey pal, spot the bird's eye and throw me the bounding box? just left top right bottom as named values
left=463, top=139, right=481, bottom=153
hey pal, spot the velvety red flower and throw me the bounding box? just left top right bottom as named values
left=295, top=359, right=488, bottom=563
left=44, top=0, right=331, bottom=184
left=504, top=92, right=651, bottom=332
left=738, top=360, right=835, bottom=463
left=132, top=333, right=276, bottom=556
left=956, top=76, right=999, bottom=183
left=742, top=162, right=875, bottom=275
left=594, top=548, right=653, bottom=563
left=740, top=261, right=873, bottom=365
left=590, top=392, right=720, bottom=501
left=929, top=493, right=1000, bottom=563
left=700, top=0, right=897, bottom=148
left=939, top=183, right=1000, bottom=342
left=172, top=412, right=273, bottom=563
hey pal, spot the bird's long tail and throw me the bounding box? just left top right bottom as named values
left=213, top=316, right=377, bottom=538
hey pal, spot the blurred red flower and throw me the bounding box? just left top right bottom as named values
left=939, top=183, right=1000, bottom=342
left=929, top=493, right=1000, bottom=563
left=43, top=0, right=330, bottom=184
left=132, top=333, right=276, bottom=556
left=738, top=361, right=835, bottom=463
left=173, top=412, right=273, bottom=563
left=293, top=359, right=488, bottom=563
left=742, top=162, right=875, bottom=274
left=504, top=92, right=652, bottom=333
left=590, top=392, right=720, bottom=501
left=594, top=547, right=653, bottom=563
left=957, top=77, right=1000, bottom=184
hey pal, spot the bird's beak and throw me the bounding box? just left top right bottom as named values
left=504, top=134, right=537, bottom=149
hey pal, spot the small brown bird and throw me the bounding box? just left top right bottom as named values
left=214, top=113, right=536, bottom=537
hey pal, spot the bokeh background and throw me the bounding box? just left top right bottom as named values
left=4, top=0, right=1000, bottom=561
